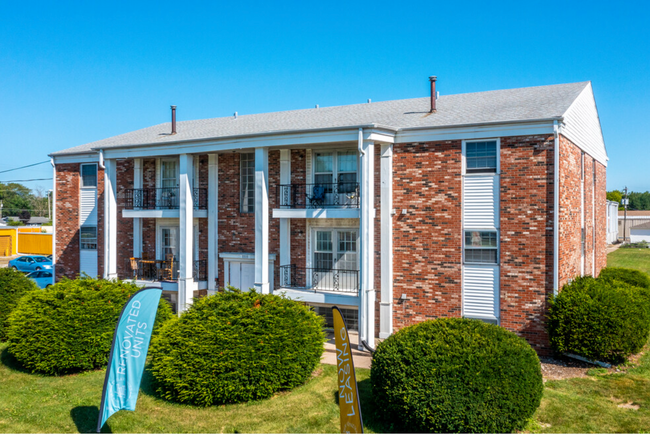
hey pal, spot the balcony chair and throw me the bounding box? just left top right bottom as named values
left=306, top=184, right=326, bottom=208
left=129, top=257, right=140, bottom=280
left=158, top=254, right=175, bottom=281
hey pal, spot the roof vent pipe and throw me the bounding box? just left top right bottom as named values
left=429, top=76, right=437, bottom=113
left=171, top=105, right=177, bottom=134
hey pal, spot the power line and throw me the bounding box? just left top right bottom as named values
left=0, top=160, right=50, bottom=174
left=0, top=178, right=52, bottom=183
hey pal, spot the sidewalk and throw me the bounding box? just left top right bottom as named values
left=321, top=330, right=373, bottom=369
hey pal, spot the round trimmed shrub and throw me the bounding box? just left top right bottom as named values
left=547, top=276, right=650, bottom=363
left=598, top=266, right=650, bottom=289
left=148, top=288, right=325, bottom=406
left=370, top=318, right=543, bottom=433
left=0, top=267, right=38, bottom=341
left=6, top=278, right=173, bottom=375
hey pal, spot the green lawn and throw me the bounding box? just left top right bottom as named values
left=607, top=247, right=650, bottom=275
left=0, top=346, right=389, bottom=433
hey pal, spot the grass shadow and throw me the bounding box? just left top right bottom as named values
left=331, top=376, right=399, bottom=433
left=70, top=406, right=112, bottom=433
left=139, top=366, right=158, bottom=398
left=0, top=346, right=31, bottom=373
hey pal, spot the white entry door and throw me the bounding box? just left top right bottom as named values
left=228, top=262, right=255, bottom=291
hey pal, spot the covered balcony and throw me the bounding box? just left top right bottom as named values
left=279, top=264, right=359, bottom=293
left=123, top=187, right=208, bottom=210
left=122, top=257, right=207, bottom=282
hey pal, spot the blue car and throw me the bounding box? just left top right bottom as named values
left=26, top=269, right=54, bottom=288
left=9, top=255, right=53, bottom=272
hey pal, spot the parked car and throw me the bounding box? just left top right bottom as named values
left=26, top=269, right=54, bottom=288
left=9, top=255, right=53, bottom=272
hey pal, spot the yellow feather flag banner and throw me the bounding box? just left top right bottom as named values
left=332, top=306, right=363, bottom=433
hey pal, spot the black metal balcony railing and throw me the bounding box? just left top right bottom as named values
left=123, top=258, right=207, bottom=281
left=277, top=182, right=360, bottom=209
left=279, top=264, right=359, bottom=293
left=124, top=188, right=208, bottom=210
left=193, top=259, right=207, bottom=281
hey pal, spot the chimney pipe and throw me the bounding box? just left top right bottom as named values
left=429, top=76, right=437, bottom=113
left=171, top=105, right=177, bottom=134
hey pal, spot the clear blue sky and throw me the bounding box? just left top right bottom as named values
left=1, top=0, right=648, bottom=193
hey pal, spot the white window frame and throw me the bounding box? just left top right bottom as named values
left=160, top=158, right=180, bottom=189
left=240, top=152, right=255, bottom=214
left=80, top=226, right=98, bottom=250
left=461, top=139, right=500, bottom=176
left=80, top=163, right=98, bottom=189
left=311, top=149, right=359, bottom=185
left=462, top=229, right=499, bottom=265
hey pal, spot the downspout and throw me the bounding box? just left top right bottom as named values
left=98, top=149, right=105, bottom=169
left=51, top=158, right=57, bottom=272
left=553, top=121, right=560, bottom=295
left=358, top=128, right=365, bottom=156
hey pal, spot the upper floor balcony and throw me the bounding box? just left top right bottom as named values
left=273, top=182, right=361, bottom=219
left=122, top=188, right=208, bottom=217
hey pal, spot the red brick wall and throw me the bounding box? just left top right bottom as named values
left=558, top=135, right=585, bottom=287
left=584, top=156, right=595, bottom=276
left=116, top=159, right=134, bottom=277
left=289, top=150, right=307, bottom=272
left=54, top=163, right=81, bottom=280
left=595, top=161, right=607, bottom=273
left=499, top=135, right=555, bottom=354
left=55, top=162, right=104, bottom=280
left=392, top=140, right=463, bottom=328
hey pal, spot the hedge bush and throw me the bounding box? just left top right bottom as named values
left=370, top=318, right=543, bottom=433
left=0, top=268, right=38, bottom=341
left=547, top=276, right=650, bottom=363
left=148, top=288, right=325, bottom=406
left=598, top=266, right=650, bottom=289
left=6, top=278, right=173, bottom=375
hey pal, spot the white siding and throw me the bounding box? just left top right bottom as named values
left=462, top=265, right=499, bottom=320
left=561, top=83, right=608, bottom=166
left=79, top=188, right=97, bottom=226
left=463, top=175, right=499, bottom=229
left=80, top=250, right=98, bottom=278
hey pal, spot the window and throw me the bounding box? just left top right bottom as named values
left=464, top=231, right=498, bottom=264
left=161, top=160, right=178, bottom=189
left=465, top=141, right=497, bottom=173
left=80, top=226, right=97, bottom=250
left=313, top=229, right=358, bottom=270
left=161, top=227, right=179, bottom=260
left=240, top=153, right=255, bottom=213
left=313, top=150, right=358, bottom=193
left=80, top=164, right=97, bottom=188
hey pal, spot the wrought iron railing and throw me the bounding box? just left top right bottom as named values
left=124, top=188, right=207, bottom=210
left=193, top=259, right=207, bottom=281
left=277, top=182, right=360, bottom=209
left=123, top=257, right=179, bottom=281
left=279, top=264, right=359, bottom=293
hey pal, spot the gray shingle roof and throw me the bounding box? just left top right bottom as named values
left=51, top=81, right=589, bottom=156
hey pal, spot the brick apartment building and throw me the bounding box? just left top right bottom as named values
left=50, top=79, right=608, bottom=353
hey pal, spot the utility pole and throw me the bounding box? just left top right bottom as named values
left=623, top=186, right=628, bottom=243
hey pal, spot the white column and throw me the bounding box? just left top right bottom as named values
left=279, top=150, right=291, bottom=274
left=179, top=154, right=195, bottom=313
left=133, top=158, right=142, bottom=259
left=208, top=154, right=219, bottom=294
left=254, top=147, right=270, bottom=294
left=104, top=158, right=118, bottom=280
left=359, top=139, right=375, bottom=349
left=379, top=144, right=393, bottom=339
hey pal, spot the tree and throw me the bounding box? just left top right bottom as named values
left=0, top=183, right=32, bottom=217
left=607, top=190, right=622, bottom=204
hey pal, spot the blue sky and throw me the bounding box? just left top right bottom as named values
left=0, top=0, right=648, bottom=193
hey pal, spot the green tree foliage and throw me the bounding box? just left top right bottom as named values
left=628, top=191, right=650, bottom=211
left=606, top=190, right=622, bottom=204
left=6, top=278, right=173, bottom=375
left=370, top=318, right=543, bottom=433
left=149, top=288, right=325, bottom=406
left=0, top=268, right=38, bottom=341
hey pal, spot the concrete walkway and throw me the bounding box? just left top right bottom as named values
left=321, top=331, right=373, bottom=369
left=607, top=243, right=623, bottom=254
